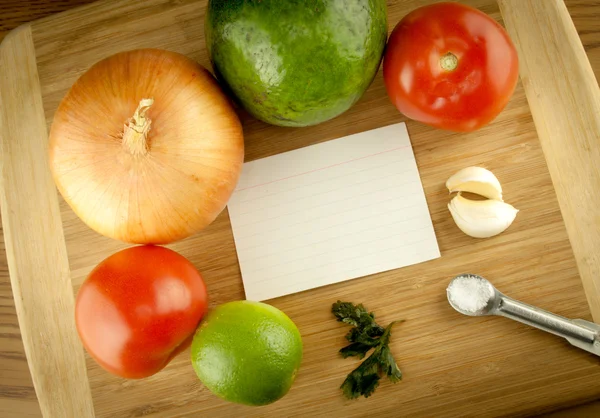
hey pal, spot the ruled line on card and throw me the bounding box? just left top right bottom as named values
left=234, top=145, right=411, bottom=192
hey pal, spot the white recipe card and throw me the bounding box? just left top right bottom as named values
left=227, top=123, right=440, bottom=301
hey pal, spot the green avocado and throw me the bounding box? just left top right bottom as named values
left=205, top=0, right=387, bottom=127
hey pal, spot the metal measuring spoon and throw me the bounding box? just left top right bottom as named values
left=447, top=274, right=600, bottom=357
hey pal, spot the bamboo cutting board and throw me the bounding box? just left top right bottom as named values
left=1, top=0, right=600, bottom=417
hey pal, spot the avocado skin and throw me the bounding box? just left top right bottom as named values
left=205, top=0, right=388, bottom=127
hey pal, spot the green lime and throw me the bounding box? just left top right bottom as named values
left=190, top=301, right=303, bottom=406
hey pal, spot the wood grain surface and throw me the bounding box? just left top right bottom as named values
left=0, top=25, right=95, bottom=418
left=0, top=0, right=599, bottom=417
left=498, top=0, right=600, bottom=322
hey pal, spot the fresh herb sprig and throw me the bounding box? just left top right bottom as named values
left=332, top=301, right=404, bottom=399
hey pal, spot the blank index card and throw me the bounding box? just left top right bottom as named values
left=227, top=123, right=440, bottom=301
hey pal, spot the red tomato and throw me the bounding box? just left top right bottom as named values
left=75, top=246, right=208, bottom=379
left=383, top=2, right=519, bottom=132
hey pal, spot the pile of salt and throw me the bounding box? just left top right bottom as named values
left=447, top=274, right=494, bottom=313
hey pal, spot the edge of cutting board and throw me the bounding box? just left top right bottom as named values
left=0, top=0, right=599, bottom=416
left=0, top=24, right=95, bottom=417
left=498, top=0, right=600, bottom=320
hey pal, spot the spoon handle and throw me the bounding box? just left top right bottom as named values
left=496, top=295, right=600, bottom=356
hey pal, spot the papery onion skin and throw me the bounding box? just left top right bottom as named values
left=49, top=49, right=244, bottom=244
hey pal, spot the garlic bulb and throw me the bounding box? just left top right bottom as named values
left=446, top=167, right=519, bottom=238
left=446, top=166, right=503, bottom=200
left=448, top=194, right=518, bottom=238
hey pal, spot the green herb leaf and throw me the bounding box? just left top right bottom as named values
left=332, top=301, right=404, bottom=399
left=340, top=350, right=381, bottom=399
left=346, top=322, right=385, bottom=343
left=377, top=321, right=403, bottom=383
left=339, top=342, right=372, bottom=359
left=332, top=301, right=378, bottom=329
left=379, top=344, right=402, bottom=383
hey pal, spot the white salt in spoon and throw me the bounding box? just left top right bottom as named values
left=447, top=274, right=600, bottom=356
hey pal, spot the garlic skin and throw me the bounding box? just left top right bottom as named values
left=448, top=194, right=518, bottom=238
left=446, top=166, right=503, bottom=201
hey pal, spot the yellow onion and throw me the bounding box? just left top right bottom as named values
left=49, top=49, right=244, bottom=244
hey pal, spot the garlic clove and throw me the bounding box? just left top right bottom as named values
left=446, top=166, right=503, bottom=201
left=448, top=194, right=519, bottom=238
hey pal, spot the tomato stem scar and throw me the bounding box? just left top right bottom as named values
left=440, top=52, right=458, bottom=71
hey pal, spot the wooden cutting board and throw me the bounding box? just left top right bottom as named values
left=1, top=0, right=600, bottom=416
